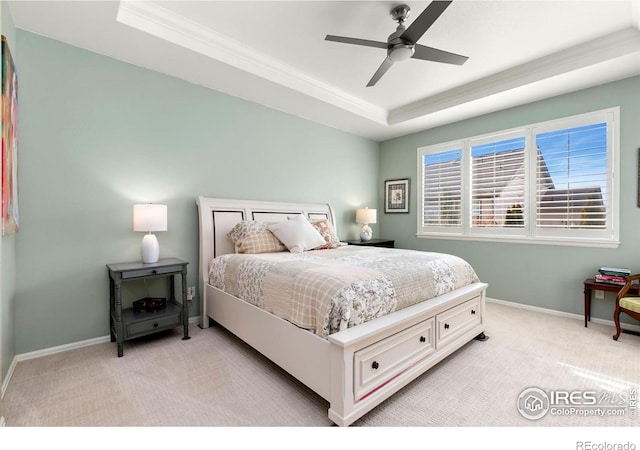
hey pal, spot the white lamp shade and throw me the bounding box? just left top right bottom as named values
left=133, top=204, right=167, bottom=232
left=356, top=208, right=377, bottom=225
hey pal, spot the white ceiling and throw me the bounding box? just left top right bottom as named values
left=8, top=0, right=640, bottom=141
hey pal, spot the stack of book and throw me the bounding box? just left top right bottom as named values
left=594, top=267, right=631, bottom=286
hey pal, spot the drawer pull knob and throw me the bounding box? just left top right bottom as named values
left=471, top=309, right=476, bottom=315
left=371, top=361, right=379, bottom=370
left=444, top=323, right=450, bottom=329
left=152, top=270, right=157, bottom=275
left=419, top=336, right=426, bottom=343
left=153, top=322, right=159, bottom=328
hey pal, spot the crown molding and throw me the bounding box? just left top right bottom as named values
left=116, top=0, right=387, bottom=125
left=389, top=27, right=640, bottom=125
left=116, top=1, right=640, bottom=133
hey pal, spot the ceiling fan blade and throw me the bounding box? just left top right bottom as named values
left=367, top=57, right=394, bottom=87
left=400, top=1, right=452, bottom=45
left=412, top=44, right=468, bottom=65
left=325, top=35, right=388, bottom=49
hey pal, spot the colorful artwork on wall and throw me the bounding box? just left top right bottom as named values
left=385, top=178, right=410, bottom=213
left=2, top=35, right=18, bottom=235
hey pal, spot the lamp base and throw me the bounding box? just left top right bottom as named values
left=360, top=225, right=372, bottom=241
left=141, top=233, right=160, bottom=264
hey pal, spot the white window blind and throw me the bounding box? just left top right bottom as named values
left=422, top=148, right=462, bottom=228
left=535, top=123, right=608, bottom=231
left=471, top=136, right=526, bottom=230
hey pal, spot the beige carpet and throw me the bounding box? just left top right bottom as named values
left=3, top=302, right=640, bottom=429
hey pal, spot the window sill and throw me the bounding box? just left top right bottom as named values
left=415, top=232, right=620, bottom=248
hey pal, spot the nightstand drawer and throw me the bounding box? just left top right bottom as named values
left=126, top=312, right=182, bottom=338
left=121, top=264, right=183, bottom=279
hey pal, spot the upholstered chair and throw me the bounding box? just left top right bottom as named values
left=613, top=274, right=640, bottom=340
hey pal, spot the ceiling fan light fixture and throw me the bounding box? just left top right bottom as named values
left=389, top=45, right=414, bottom=62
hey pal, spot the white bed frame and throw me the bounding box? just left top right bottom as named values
left=197, top=196, right=488, bottom=426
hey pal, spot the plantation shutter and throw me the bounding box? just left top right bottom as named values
left=422, top=148, right=462, bottom=228
left=470, top=136, right=526, bottom=229
left=535, top=123, right=608, bottom=230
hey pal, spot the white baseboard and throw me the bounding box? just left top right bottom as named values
left=14, top=316, right=201, bottom=363
left=1, top=356, right=16, bottom=400
left=0, top=335, right=113, bottom=400
left=16, top=335, right=112, bottom=363
left=486, top=297, right=640, bottom=333
left=1, top=316, right=201, bottom=399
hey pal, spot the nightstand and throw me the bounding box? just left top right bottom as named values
left=107, top=257, right=190, bottom=357
left=344, top=238, right=395, bottom=248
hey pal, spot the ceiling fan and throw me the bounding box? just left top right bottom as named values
left=325, top=1, right=468, bottom=87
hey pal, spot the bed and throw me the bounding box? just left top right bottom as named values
left=197, top=196, right=488, bottom=426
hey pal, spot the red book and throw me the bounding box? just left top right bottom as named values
left=594, top=274, right=627, bottom=285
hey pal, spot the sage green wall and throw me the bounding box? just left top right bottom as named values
left=14, top=31, right=379, bottom=354
left=1, top=0, right=17, bottom=386
left=379, top=75, right=640, bottom=323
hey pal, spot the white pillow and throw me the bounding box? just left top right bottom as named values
left=268, top=215, right=327, bottom=253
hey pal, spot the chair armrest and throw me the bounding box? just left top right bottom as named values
left=616, top=274, right=640, bottom=300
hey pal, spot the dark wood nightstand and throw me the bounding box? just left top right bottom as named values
left=344, top=238, right=395, bottom=248
left=107, top=258, right=190, bottom=357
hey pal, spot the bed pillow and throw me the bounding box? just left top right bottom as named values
left=267, top=215, right=327, bottom=253
left=311, top=219, right=340, bottom=249
left=227, top=220, right=287, bottom=254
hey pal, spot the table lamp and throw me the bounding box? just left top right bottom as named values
left=133, top=203, right=167, bottom=264
left=356, top=207, right=377, bottom=241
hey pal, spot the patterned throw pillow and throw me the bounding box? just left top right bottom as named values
left=311, top=219, right=340, bottom=249
left=227, top=220, right=286, bottom=254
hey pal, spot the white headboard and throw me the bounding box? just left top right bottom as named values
left=196, top=196, right=337, bottom=298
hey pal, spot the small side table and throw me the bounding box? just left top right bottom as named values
left=583, top=278, right=639, bottom=328
left=344, top=238, right=395, bottom=248
left=107, top=258, right=190, bottom=357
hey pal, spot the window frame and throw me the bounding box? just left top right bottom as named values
left=416, top=107, right=620, bottom=248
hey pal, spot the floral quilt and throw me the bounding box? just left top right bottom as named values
left=208, top=246, right=479, bottom=338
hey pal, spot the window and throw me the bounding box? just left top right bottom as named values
left=417, top=108, right=619, bottom=247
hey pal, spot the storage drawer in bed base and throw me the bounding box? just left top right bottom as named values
left=351, top=295, right=483, bottom=403
left=353, top=318, right=435, bottom=401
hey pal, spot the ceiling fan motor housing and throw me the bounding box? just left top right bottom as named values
left=387, top=25, right=415, bottom=62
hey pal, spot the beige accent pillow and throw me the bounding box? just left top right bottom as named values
left=311, top=219, right=340, bottom=249
left=227, top=220, right=286, bottom=254
left=267, top=215, right=327, bottom=253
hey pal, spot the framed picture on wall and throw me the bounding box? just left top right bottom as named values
left=385, top=178, right=409, bottom=213
left=2, top=35, right=19, bottom=235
